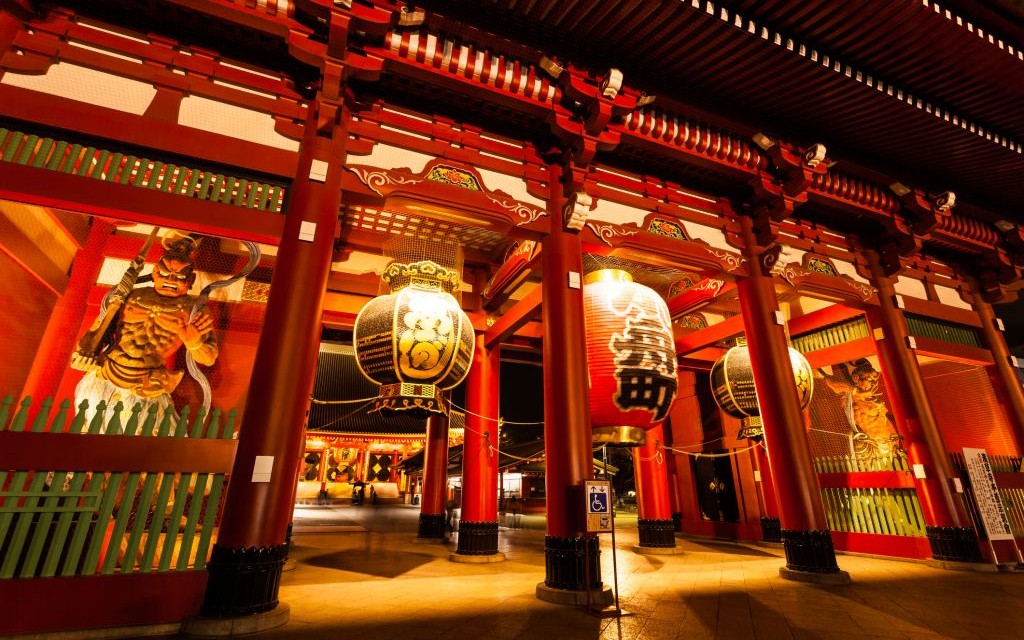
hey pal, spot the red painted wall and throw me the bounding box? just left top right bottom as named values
left=0, top=252, right=55, bottom=399
left=922, top=360, right=1019, bottom=456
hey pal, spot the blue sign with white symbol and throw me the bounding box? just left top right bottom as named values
left=585, top=480, right=613, bottom=533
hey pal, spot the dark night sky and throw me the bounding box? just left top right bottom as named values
left=994, top=297, right=1024, bottom=357
left=497, top=361, right=545, bottom=440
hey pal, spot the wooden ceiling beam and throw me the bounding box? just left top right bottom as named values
left=484, top=285, right=542, bottom=349
left=674, top=313, right=745, bottom=357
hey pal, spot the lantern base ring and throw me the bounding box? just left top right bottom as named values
left=592, top=425, right=647, bottom=447
left=371, top=382, right=447, bottom=417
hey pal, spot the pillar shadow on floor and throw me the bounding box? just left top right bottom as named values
left=303, top=549, right=435, bottom=578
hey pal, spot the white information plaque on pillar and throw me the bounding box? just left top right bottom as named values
left=585, top=480, right=612, bottom=533
left=252, top=455, right=274, bottom=483
left=962, top=447, right=1014, bottom=541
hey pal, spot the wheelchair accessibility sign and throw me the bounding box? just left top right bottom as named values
left=585, top=480, right=613, bottom=533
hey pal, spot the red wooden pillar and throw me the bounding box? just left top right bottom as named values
left=751, top=443, right=782, bottom=542
left=973, top=291, right=1024, bottom=453
left=633, top=422, right=678, bottom=550
left=417, top=412, right=450, bottom=539
left=540, top=164, right=601, bottom=596
left=736, top=218, right=847, bottom=580
left=662, top=418, right=683, bottom=532
left=19, top=219, right=114, bottom=418
left=668, top=371, right=703, bottom=533
left=200, top=99, right=345, bottom=617
left=864, top=250, right=981, bottom=562
left=454, top=333, right=502, bottom=558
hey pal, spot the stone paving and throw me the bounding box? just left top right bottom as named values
left=189, top=504, right=1024, bottom=640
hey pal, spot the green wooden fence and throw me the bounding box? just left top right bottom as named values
left=791, top=316, right=870, bottom=353
left=0, top=395, right=236, bottom=579
left=905, top=314, right=982, bottom=348
left=815, top=451, right=927, bottom=539
left=0, top=127, right=286, bottom=212
left=820, top=486, right=928, bottom=537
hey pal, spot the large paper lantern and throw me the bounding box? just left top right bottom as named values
left=354, top=259, right=474, bottom=417
left=709, top=339, right=813, bottom=439
left=584, top=269, right=678, bottom=446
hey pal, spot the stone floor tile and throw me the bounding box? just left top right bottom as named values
left=160, top=506, right=1024, bottom=640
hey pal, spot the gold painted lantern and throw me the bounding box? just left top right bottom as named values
left=353, top=259, right=474, bottom=417
left=709, top=338, right=814, bottom=440
left=584, top=269, right=678, bottom=446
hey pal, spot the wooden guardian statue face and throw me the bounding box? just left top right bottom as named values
left=151, top=256, right=196, bottom=297
left=151, top=234, right=199, bottom=297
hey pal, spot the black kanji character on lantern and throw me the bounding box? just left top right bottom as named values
left=610, top=313, right=677, bottom=421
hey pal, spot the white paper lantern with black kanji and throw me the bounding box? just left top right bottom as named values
left=584, top=269, right=678, bottom=446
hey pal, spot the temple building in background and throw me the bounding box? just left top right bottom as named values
left=2, top=0, right=1024, bottom=635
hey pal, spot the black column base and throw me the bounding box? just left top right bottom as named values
left=201, top=543, right=288, bottom=617
left=418, top=513, right=446, bottom=539
left=781, top=529, right=841, bottom=574
left=638, top=518, right=676, bottom=547
left=926, top=526, right=984, bottom=562
left=671, top=511, right=682, bottom=532
left=456, top=520, right=499, bottom=555
left=544, top=535, right=601, bottom=590
left=760, top=516, right=782, bottom=543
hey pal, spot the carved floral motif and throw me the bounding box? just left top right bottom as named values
left=426, top=165, right=481, bottom=190
left=587, top=221, right=639, bottom=246
left=679, top=313, right=708, bottom=330
left=647, top=217, right=689, bottom=240
left=779, top=263, right=874, bottom=301
left=347, top=166, right=423, bottom=196
left=486, top=194, right=548, bottom=226
left=806, top=256, right=839, bottom=276
left=692, top=278, right=726, bottom=295
left=704, top=246, right=745, bottom=271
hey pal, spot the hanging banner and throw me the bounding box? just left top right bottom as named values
left=962, top=447, right=1014, bottom=541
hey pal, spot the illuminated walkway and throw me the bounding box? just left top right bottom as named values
left=199, top=504, right=1024, bottom=639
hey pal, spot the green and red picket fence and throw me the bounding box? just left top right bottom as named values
left=0, top=126, right=287, bottom=212
left=815, top=451, right=932, bottom=558
left=0, top=394, right=238, bottom=635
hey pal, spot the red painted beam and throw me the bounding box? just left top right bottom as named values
left=668, top=280, right=734, bottom=318
left=0, top=162, right=284, bottom=244
left=0, top=432, right=237, bottom=473
left=484, top=285, right=542, bottom=349
left=674, top=313, right=744, bottom=356
left=910, top=336, right=994, bottom=366
left=787, top=303, right=864, bottom=336
left=0, top=210, right=69, bottom=296
left=899, top=294, right=982, bottom=328
left=0, top=85, right=299, bottom=179
left=816, top=471, right=916, bottom=490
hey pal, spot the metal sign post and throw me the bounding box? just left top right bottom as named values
left=584, top=478, right=621, bottom=616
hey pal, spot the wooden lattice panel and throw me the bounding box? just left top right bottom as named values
left=341, top=205, right=507, bottom=256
